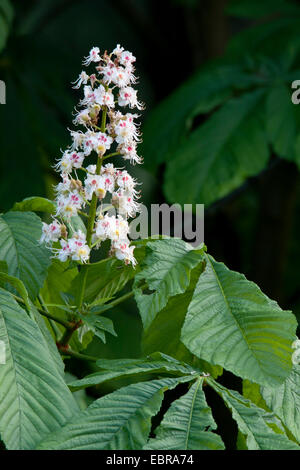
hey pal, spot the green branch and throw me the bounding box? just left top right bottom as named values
left=13, top=294, right=71, bottom=329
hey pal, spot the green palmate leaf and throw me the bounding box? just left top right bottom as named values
left=134, top=239, right=204, bottom=331
left=141, top=62, right=262, bottom=170
left=164, top=89, right=269, bottom=206
left=266, top=83, right=299, bottom=160
left=0, top=0, right=13, bottom=52
left=29, top=302, right=66, bottom=378
left=0, top=211, right=51, bottom=300
left=12, top=196, right=55, bottom=214
left=261, top=365, right=300, bottom=443
left=145, top=378, right=224, bottom=450
left=181, top=254, right=297, bottom=387
left=0, top=272, right=30, bottom=311
left=226, top=14, right=300, bottom=59
left=142, top=263, right=204, bottom=363
left=209, top=380, right=299, bottom=450
left=69, top=354, right=195, bottom=391
left=37, top=377, right=193, bottom=450
left=0, top=289, right=78, bottom=450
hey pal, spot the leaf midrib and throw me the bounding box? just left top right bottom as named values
left=184, top=378, right=203, bottom=449
left=204, top=254, right=267, bottom=376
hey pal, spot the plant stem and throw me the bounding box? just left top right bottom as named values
left=78, top=210, right=89, bottom=219
left=59, top=348, right=98, bottom=362
left=77, top=106, right=107, bottom=310
left=13, top=294, right=71, bottom=329
left=93, top=283, right=147, bottom=313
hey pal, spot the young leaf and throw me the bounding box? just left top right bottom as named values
left=40, top=259, right=78, bottom=322
left=0, top=289, right=78, bottom=450
left=145, top=378, right=224, bottom=450
left=71, top=258, right=134, bottom=305
left=78, top=313, right=117, bottom=344
left=134, top=239, right=204, bottom=330
left=0, top=211, right=51, bottom=299
left=208, top=379, right=299, bottom=450
left=37, top=377, right=194, bottom=450
left=181, top=254, right=297, bottom=387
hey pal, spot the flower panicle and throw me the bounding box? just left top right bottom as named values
left=41, top=45, right=144, bottom=267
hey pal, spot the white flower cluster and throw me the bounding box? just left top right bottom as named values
left=40, top=45, right=144, bottom=266
left=292, top=338, right=300, bottom=365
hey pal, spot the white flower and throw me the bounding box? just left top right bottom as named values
left=94, top=214, right=129, bottom=244
left=114, top=117, right=140, bottom=145
left=81, top=85, right=97, bottom=106
left=56, top=239, right=72, bottom=262
left=95, top=132, right=113, bottom=154
left=94, top=214, right=111, bottom=242
left=101, top=63, right=118, bottom=85
left=81, top=131, right=113, bottom=156
left=72, top=71, right=89, bottom=89
left=292, top=339, right=300, bottom=350
left=69, top=130, right=85, bottom=150
left=113, top=44, right=124, bottom=56
left=40, top=220, right=63, bottom=244
left=101, top=163, right=116, bottom=176
left=55, top=151, right=84, bottom=173
left=55, top=174, right=72, bottom=195
left=69, top=231, right=90, bottom=263
left=111, top=67, right=131, bottom=88
left=83, top=47, right=101, bottom=66
left=120, top=50, right=136, bottom=66
left=117, top=141, right=142, bottom=164
left=86, top=164, right=96, bottom=174
left=116, top=170, right=137, bottom=193
left=112, top=189, right=140, bottom=217
left=73, top=108, right=91, bottom=126
left=54, top=231, right=90, bottom=263
left=72, top=244, right=90, bottom=263
left=112, top=239, right=136, bottom=266
left=118, top=87, right=143, bottom=110
left=94, top=85, right=115, bottom=108
left=84, top=174, right=107, bottom=200
left=292, top=349, right=300, bottom=365
left=56, top=191, right=84, bottom=219
left=41, top=44, right=144, bottom=269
